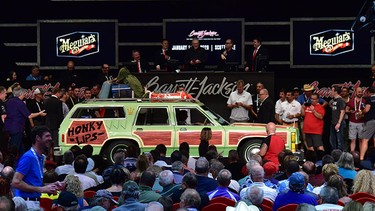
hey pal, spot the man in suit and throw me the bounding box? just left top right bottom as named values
left=128, top=49, right=150, bottom=73
left=154, top=39, right=176, bottom=72
left=256, top=88, right=276, bottom=124
left=184, top=38, right=207, bottom=71
left=44, top=87, right=64, bottom=160
left=245, top=37, right=269, bottom=72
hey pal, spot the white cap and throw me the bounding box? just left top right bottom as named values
left=34, top=88, right=42, bottom=95
left=154, top=160, right=171, bottom=168
left=226, top=201, right=259, bottom=211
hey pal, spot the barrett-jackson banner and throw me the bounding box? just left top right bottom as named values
left=7, top=72, right=373, bottom=122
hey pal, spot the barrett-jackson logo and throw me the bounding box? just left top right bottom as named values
left=57, top=31, right=99, bottom=58
left=310, top=30, right=354, bottom=56
left=188, top=30, right=219, bottom=39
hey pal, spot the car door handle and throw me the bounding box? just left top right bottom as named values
left=136, top=128, right=143, bottom=131
left=180, top=128, right=187, bottom=131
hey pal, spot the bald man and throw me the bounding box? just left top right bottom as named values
left=259, top=122, right=285, bottom=165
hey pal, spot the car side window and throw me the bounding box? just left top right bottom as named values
left=135, top=107, right=169, bottom=125
left=71, top=107, right=125, bottom=119
left=175, top=107, right=213, bottom=126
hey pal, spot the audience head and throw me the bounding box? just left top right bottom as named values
left=352, top=169, right=375, bottom=195
left=171, top=150, right=183, bottom=163
left=302, top=161, right=316, bottom=175
left=209, top=159, right=224, bottom=179
left=1, top=166, right=15, bottom=181
left=93, top=189, right=118, bottom=209
left=245, top=159, right=261, bottom=176
left=322, top=163, right=339, bottom=182
left=73, top=154, right=88, bottom=174
left=53, top=191, right=79, bottom=211
left=12, top=197, right=27, bottom=211
left=228, top=150, right=239, bottom=162
left=320, top=186, right=339, bottom=204
left=249, top=153, right=262, bottom=165
left=205, top=149, right=219, bottom=162
left=289, top=172, right=305, bottom=192
left=159, top=170, right=174, bottom=187
left=139, top=170, right=156, bottom=187
left=322, top=154, right=335, bottom=166
left=296, top=203, right=317, bottom=211
left=182, top=172, right=198, bottom=189
left=326, top=174, right=348, bottom=198
left=342, top=200, right=362, bottom=211
left=179, top=142, right=190, bottom=153
left=155, top=144, right=167, bottom=156
left=64, top=175, right=84, bottom=198
left=126, top=144, right=139, bottom=158
left=43, top=170, right=59, bottom=184
left=110, top=166, right=127, bottom=186
left=70, top=145, right=82, bottom=159
left=82, top=144, right=94, bottom=158
left=150, top=149, right=161, bottom=163
left=172, top=161, right=184, bottom=173
left=263, top=161, right=279, bottom=178
left=113, top=149, right=126, bottom=165
left=336, top=152, right=355, bottom=170
left=63, top=150, right=75, bottom=165
left=350, top=151, right=361, bottom=169
left=157, top=196, right=173, bottom=211
left=0, top=196, right=14, bottom=211
left=146, top=201, right=164, bottom=211
left=250, top=165, right=265, bottom=182
left=195, top=157, right=210, bottom=175
left=136, top=154, right=150, bottom=173
left=246, top=186, right=264, bottom=206
left=217, top=169, right=232, bottom=187
left=200, top=127, right=212, bottom=141
left=331, top=149, right=343, bottom=162
left=122, top=180, right=140, bottom=199
left=179, top=188, right=201, bottom=209
left=362, top=202, right=375, bottom=211
left=285, top=159, right=300, bottom=176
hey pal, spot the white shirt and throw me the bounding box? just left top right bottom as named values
left=275, top=99, right=286, bottom=120
left=74, top=173, right=97, bottom=191
left=227, top=90, right=253, bottom=121
left=240, top=182, right=277, bottom=202
left=55, top=164, right=74, bottom=175
left=277, top=100, right=301, bottom=122
left=187, top=156, right=197, bottom=170
left=315, top=204, right=343, bottom=211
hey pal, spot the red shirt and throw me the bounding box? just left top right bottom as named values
left=347, top=97, right=365, bottom=123
left=303, top=103, right=325, bottom=135
left=262, top=135, right=285, bottom=165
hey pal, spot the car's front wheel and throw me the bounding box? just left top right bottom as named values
left=238, top=138, right=263, bottom=162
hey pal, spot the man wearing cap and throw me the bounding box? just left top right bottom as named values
left=114, top=180, right=146, bottom=211
left=52, top=191, right=79, bottom=210
left=297, top=84, right=328, bottom=150
left=90, top=189, right=118, bottom=210
left=26, top=88, right=45, bottom=127
left=273, top=172, right=318, bottom=211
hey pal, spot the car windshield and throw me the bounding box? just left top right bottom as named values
left=201, top=105, right=230, bottom=125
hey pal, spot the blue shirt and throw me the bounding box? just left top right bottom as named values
left=273, top=190, right=318, bottom=211
left=207, top=186, right=240, bottom=202
left=338, top=167, right=357, bottom=180
left=4, top=97, right=31, bottom=133
left=277, top=179, right=314, bottom=194
left=15, top=148, right=45, bottom=198
left=26, top=74, right=42, bottom=81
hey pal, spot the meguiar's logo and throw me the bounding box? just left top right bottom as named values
left=57, top=31, right=99, bottom=58
left=310, top=30, right=354, bottom=56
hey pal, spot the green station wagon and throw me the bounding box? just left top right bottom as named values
left=58, top=98, right=300, bottom=163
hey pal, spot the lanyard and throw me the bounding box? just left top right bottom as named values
left=30, top=147, right=44, bottom=179
left=354, top=97, right=363, bottom=112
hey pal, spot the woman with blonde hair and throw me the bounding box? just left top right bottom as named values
left=64, top=175, right=89, bottom=207
left=199, top=127, right=212, bottom=157
left=352, top=170, right=375, bottom=195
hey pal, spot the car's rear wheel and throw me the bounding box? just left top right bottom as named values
left=104, top=140, right=135, bottom=163
left=239, top=138, right=263, bottom=162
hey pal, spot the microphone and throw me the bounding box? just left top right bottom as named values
left=360, top=16, right=367, bottom=22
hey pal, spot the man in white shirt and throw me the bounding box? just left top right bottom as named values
left=55, top=150, right=75, bottom=175
left=275, top=89, right=287, bottom=125
left=71, top=154, right=96, bottom=191
left=227, top=80, right=254, bottom=123
left=276, top=90, right=301, bottom=128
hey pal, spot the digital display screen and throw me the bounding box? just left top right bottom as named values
left=291, top=18, right=372, bottom=68
left=38, top=20, right=118, bottom=69
left=164, top=19, right=243, bottom=67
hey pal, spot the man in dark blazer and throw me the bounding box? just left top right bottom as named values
left=154, top=39, right=176, bottom=72
left=44, top=87, right=64, bottom=160
left=128, top=49, right=150, bottom=73
left=245, top=37, right=269, bottom=72
left=184, top=38, right=207, bottom=71
left=256, top=88, right=276, bottom=124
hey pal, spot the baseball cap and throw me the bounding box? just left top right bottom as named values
left=94, top=189, right=118, bottom=204
left=226, top=201, right=259, bottom=211
left=53, top=191, right=78, bottom=207
left=154, top=160, right=171, bottom=168
left=34, top=88, right=42, bottom=95
left=289, top=172, right=305, bottom=191
left=123, top=180, right=139, bottom=192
